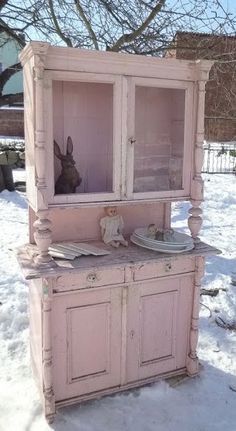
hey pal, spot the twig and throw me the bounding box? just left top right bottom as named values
left=200, top=288, right=219, bottom=296
left=215, top=316, right=236, bottom=330
left=200, top=302, right=212, bottom=318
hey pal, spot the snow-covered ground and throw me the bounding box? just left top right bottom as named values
left=0, top=171, right=235, bottom=431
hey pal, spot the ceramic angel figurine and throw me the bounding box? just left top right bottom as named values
left=100, top=206, right=128, bottom=248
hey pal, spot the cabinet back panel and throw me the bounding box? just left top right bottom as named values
left=53, top=80, right=113, bottom=194
left=134, top=87, right=185, bottom=193
left=29, top=203, right=167, bottom=242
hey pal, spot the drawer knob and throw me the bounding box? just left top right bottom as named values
left=165, top=262, right=172, bottom=272
left=87, top=273, right=97, bottom=282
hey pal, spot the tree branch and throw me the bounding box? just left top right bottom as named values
left=48, top=0, right=73, bottom=47
left=108, top=0, right=166, bottom=52
left=0, top=19, right=25, bottom=48
left=74, top=0, right=99, bottom=50
left=0, top=0, right=9, bottom=12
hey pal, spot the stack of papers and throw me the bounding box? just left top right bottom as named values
left=49, top=242, right=111, bottom=260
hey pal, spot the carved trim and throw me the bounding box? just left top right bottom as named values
left=42, top=279, right=56, bottom=423
left=186, top=256, right=205, bottom=376
left=189, top=80, right=206, bottom=243
left=19, top=41, right=50, bottom=66
left=34, top=51, right=48, bottom=192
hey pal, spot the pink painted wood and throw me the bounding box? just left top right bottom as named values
left=18, top=42, right=216, bottom=423
left=126, top=274, right=193, bottom=382
left=52, top=286, right=122, bottom=400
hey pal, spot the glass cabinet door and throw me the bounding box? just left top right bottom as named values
left=44, top=72, right=122, bottom=204
left=126, top=77, right=193, bottom=199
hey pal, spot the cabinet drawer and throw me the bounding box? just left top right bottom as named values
left=134, top=257, right=195, bottom=281
left=55, top=267, right=125, bottom=292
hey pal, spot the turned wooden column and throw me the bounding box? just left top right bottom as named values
left=186, top=256, right=205, bottom=376
left=188, top=80, right=206, bottom=244
left=42, top=279, right=55, bottom=423
left=33, top=210, right=53, bottom=265
left=33, top=44, right=54, bottom=265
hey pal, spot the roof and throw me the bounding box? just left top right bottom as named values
left=175, top=31, right=236, bottom=40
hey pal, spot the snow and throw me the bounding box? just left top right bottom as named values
left=0, top=172, right=236, bottom=431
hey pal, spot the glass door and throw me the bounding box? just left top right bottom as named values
left=126, top=77, right=193, bottom=200
left=44, top=71, right=122, bottom=205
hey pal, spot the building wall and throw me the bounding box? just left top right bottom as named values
left=0, top=32, right=23, bottom=96
left=0, top=108, right=24, bottom=137
left=167, top=32, right=236, bottom=142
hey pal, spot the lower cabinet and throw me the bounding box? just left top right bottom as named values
left=52, top=286, right=122, bottom=401
left=51, top=273, right=194, bottom=402
left=126, top=275, right=194, bottom=382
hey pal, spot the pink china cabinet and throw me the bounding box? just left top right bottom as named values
left=18, top=42, right=219, bottom=423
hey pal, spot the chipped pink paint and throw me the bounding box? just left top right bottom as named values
left=18, top=42, right=216, bottom=423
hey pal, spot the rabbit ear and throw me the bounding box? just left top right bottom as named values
left=54, top=140, right=63, bottom=159
left=66, top=136, right=73, bottom=155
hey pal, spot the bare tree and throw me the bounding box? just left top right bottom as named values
left=167, top=31, right=236, bottom=140
left=0, top=0, right=236, bottom=106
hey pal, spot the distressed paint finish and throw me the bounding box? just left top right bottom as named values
left=33, top=210, right=54, bottom=265
left=126, top=274, right=193, bottom=383
left=186, top=255, right=205, bottom=376
left=41, top=278, right=55, bottom=423
left=52, top=286, right=122, bottom=400
left=188, top=78, right=208, bottom=243
left=18, top=43, right=217, bottom=422
left=23, top=245, right=218, bottom=423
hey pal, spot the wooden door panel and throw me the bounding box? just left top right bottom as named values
left=140, top=291, right=177, bottom=365
left=52, top=287, right=122, bottom=401
left=126, top=275, right=193, bottom=383
left=68, top=302, right=110, bottom=382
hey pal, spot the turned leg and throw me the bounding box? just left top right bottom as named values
left=188, top=198, right=203, bottom=244
left=33, top=210, right=55, bottom=266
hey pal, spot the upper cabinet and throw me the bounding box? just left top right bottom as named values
left=19, top=43, right=213, bottom=211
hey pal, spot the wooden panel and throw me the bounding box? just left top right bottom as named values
left=52, top=286, right=122, bottom=400
left=68, top=302, right=110, bottom=381
left=41, top=44, right=212, bottom=81
left=55, top=266, right=124, bottom=291
left=134, top=256, right=195, bottom=281
left=140, top=291, right=177, bottom=364
left=29, top=202, right=165, bottom=243
left=126, top=275, right=193, bottom=383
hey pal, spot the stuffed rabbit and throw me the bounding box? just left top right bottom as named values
left=54, top=136, right=82, bottom=194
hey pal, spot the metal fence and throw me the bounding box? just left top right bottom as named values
left=202, top=141, right=236, bottom=174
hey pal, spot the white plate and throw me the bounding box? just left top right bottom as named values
left=130, top=235, right=194, bottom=254
left=132, top=233, right=189, bottom=251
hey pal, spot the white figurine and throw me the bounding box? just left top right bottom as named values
left=100, top=206, right=128, bottom=248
